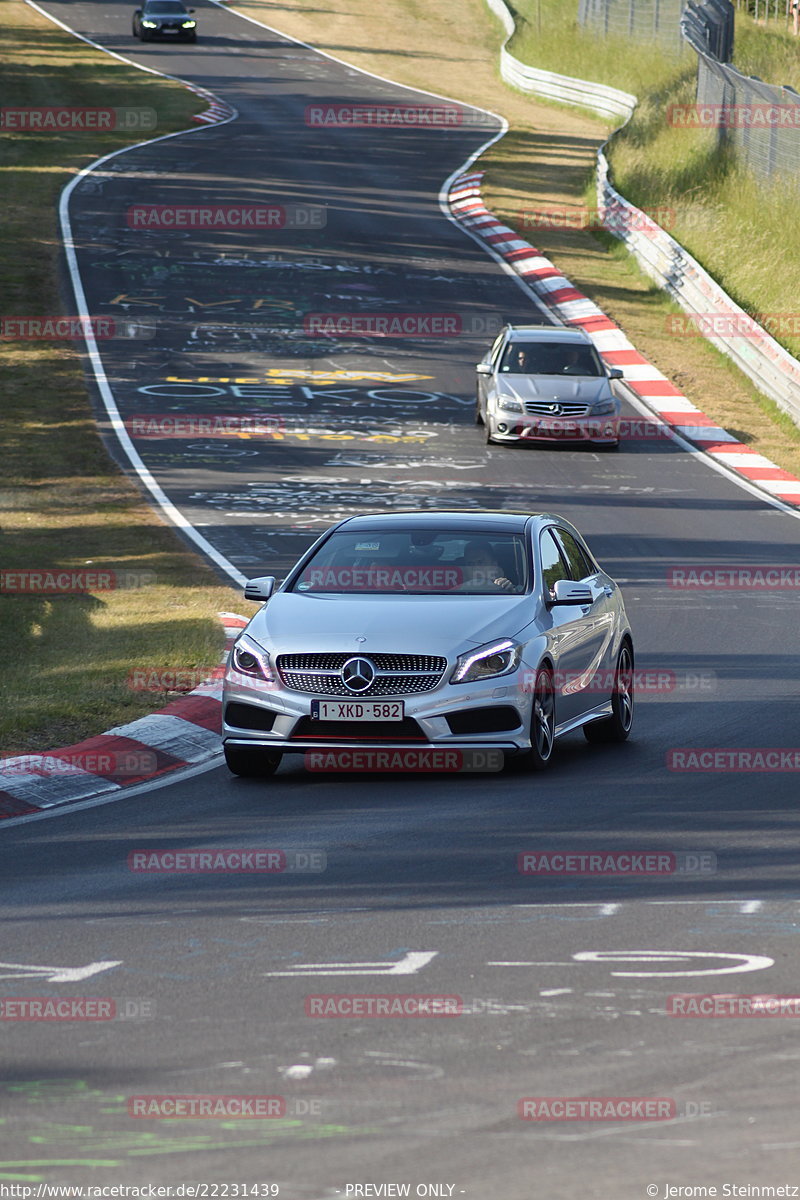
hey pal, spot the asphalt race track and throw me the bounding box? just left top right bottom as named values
left=4, top=0, right=800, bottom=1193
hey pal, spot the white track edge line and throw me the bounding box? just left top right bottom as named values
left=25, top=0, right=247, bottom=587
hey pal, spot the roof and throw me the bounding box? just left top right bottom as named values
left=338, top=511, right=554, bottom=533
left=505, top=325, right=592, bottom=344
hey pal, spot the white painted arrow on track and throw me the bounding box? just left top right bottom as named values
left=0, top=960, right=123, bottom=982
left=488, top=950, right=774, bottom=978
left=264, top=951, right=438, bottom=978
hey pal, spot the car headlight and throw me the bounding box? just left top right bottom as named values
left=496, top=395, right=523, bottom=413
left=141, top=19, right=158, bottom=26
left=451, top=638, right=522, bottom=684
left=226, top=633, right=275, bottom=684
left=182, top=19, right=196, bottom=26
left=591, top=399, right=616, bottom=415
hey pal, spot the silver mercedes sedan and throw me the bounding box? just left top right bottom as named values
left=222, top=511, right=634, bottom=778
left=476, top=324, right=623, bottom=447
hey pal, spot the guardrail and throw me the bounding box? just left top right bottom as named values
left=595, top=154, right=800, bottom=425
left=483, top=0, right=800, bottom=428
left=488, top=0, right=637, bottom=119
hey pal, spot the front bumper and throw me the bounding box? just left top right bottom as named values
left=222, top=670, right=535, bottom=756
left=489, top=412, right=620, bottom=445
left=149, top=22, right=195, bottom=35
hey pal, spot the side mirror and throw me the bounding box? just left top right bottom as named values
left=476, top=362, right=492, bottom=375
left=608, top=367, right=623, bottom=380
left=549, top=579, right=593, bottom=607
left=244, top=576, right=275, bottom=603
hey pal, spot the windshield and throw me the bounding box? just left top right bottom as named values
left=288, top=530, right=530, bottom=595
left=145, top=2, right=189, bottom=12
left=500, top=341, right=604, bottom=376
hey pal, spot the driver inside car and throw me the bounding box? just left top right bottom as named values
left=458, top=540, right=516, bottom=592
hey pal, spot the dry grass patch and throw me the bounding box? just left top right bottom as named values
left=0, top=1, right=256, bottom=756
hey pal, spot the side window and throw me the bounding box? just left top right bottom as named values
left=539, top=530, right=570, bottom=594
left=553, top=529, right=594, bottom=580
left=489, top=331, right=506, bottom=367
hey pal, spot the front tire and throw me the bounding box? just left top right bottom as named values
left=224, top=745, right=282, bottom=778
left=583, top=640, right=634, bottom=743
left=513, top=665, right=556, bottom=771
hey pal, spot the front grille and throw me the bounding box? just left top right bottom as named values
left=277, top=652, right=447, bottom=697
left=290, top=716, right=426, bottom=742
left=523, top=401, right=591, bottom=416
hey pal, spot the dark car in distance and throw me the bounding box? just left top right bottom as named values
left=132, top=0, right=197, bottom=41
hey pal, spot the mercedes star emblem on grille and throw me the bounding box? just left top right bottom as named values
left=548, top=403, right=561, bottom=413
left=341, top=656, right=376, bottom=693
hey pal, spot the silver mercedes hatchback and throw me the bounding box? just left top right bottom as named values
left=222, top=511, right=634, bottom=778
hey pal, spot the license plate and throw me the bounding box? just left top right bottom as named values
left=522, top=422, right=578, bottom=442
left=311, top=700, right=405, bottom=721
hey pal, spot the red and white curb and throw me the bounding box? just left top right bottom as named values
left=449, top=171, right=800, bottom=506
left=185, top=82, right=236, bottom=124
left=0, top=613, right=247, bottom=820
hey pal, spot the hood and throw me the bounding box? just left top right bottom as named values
left=496, top=376, right=612, bottom=404
left=246, top=591, right=535, bottom=655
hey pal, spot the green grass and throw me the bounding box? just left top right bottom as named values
left=511, top=0, right=800, bottom=360
left=509, top=0, right=692, bottom=97
left=0, top=2, right=254, bottom=757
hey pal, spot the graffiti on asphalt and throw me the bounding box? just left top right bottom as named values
left=188, top=477, right=479, bottom=519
